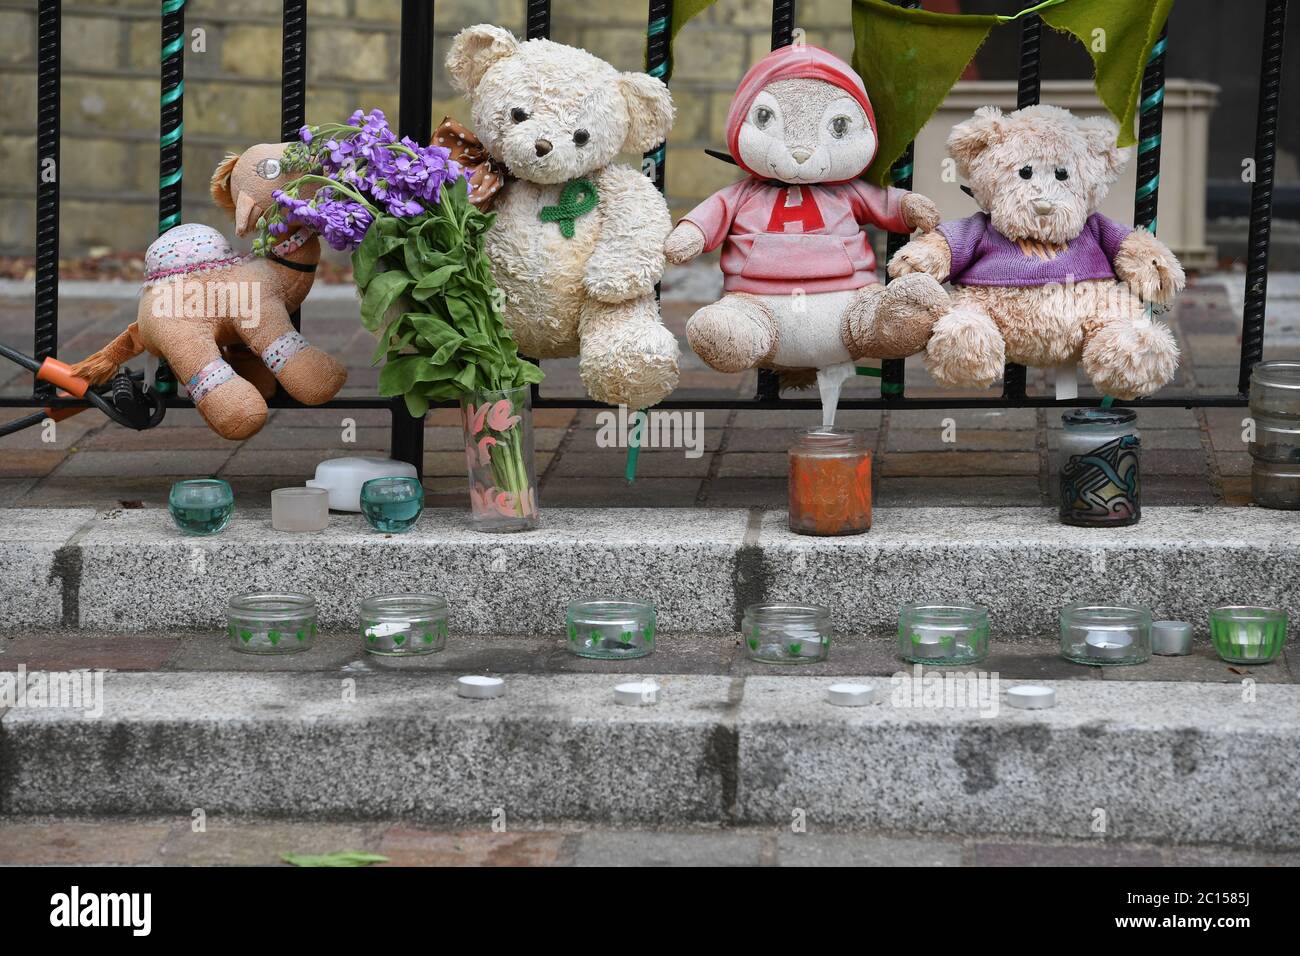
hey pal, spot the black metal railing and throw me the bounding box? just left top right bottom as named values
left=8, top=0, right=1290, bottom=474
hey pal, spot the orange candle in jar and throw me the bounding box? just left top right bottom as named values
left=788, top=428, right=872, bottom=536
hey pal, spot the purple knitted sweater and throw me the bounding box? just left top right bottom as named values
left=937, top=212, right=1133, bottom=286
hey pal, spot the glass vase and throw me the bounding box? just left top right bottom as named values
left=460, top=384, right=539, bottom=533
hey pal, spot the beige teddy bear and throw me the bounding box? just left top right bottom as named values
left=664, top=45, right=946, bottom=398
left=889, top=104, right=1184, bottom=400
left=446, top=25, right=679, bottom=410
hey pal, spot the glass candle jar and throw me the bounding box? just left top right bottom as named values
left=741, top=603, right=832, bottom=664
left=1208, top=606, right=1287, bottom=664
left=360, top=477, right=424, bottom=533
left=1251, top=461, right=1300, bottom=510
left=1249, top=360, right=1300, bottom=418
left=898, top=603, right=989, bottom=665
left=1059, top=602, right=1151, bottom=666
left=226, top=592, right=316, bottom=654
left=566, top=599, right=656, bottom=660
left=271, top=486, right=329, bottom=532
left=360, top=593, right=449, bottom=656
left=788, top=428, right=872, bottom=536
left=170, top=478, right=234, bottom=536
left=1057, top=408, right=1141, bottom=527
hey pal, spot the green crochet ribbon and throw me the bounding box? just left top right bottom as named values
left=539, top=179, right=599, bottom=239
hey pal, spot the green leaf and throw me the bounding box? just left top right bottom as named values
left=359, top=270, right=412, bottom=333
left=281, top=851, right=389, bottom=868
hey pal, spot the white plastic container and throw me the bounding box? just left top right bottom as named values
left=306, top=456, right=418, bottom=512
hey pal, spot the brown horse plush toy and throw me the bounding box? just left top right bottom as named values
left=71, top=144, right=347, bottom=439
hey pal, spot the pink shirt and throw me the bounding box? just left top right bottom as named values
left=681, top=179, right=911, bottom=294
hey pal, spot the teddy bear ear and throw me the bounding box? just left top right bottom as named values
left=447, top=24, right=519, bottom=94
left=618, top=72, right=674, bottom=154
left=946, top=105, right=1005, bottom=174
left=210, top=152, right=239, bottom=215
left=1077, top=115, right=1130, bottom=186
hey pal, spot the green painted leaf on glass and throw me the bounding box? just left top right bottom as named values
left=788, top=642, right=803, bottom=656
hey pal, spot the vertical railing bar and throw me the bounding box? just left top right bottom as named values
left=281, top=0, right=307, bottom=334
left=1001, top=12, right=1041, bottom=403
left=880, top=0, right=921, bottom=403
left=158, top=0, right=185, bottom=236
left=33, top=0, right=61, bottom=400
left=389, top=0, right=436, bottom=474
left=525, top=0, right=550, bottom=405
left=756, top=0, right=795, bottom=402
left=645, top=0, right=671, bottom=251
left=1239, top=0, right=1287, bottom=397
left=1132, top=23, right=1166, bottom=233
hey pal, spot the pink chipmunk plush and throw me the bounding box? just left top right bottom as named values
left=70, top=144, right=347, bottom=440
left=664, top=44, right=946, bottom=396
left=889, top=105, right=1184, bottom=400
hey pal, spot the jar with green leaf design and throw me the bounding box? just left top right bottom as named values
left=741, top=603, right=831, bottom=664
left=226, top=592, right=317, bottom=655
left=360, top=593, right=449, bottom=656
left=566, top=599, right=655, bottom=659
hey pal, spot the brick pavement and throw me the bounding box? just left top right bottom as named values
left=0, top=277, right=1291, bottom=511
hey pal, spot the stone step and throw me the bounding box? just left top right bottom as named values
left=4, top=506, right=1297, bottom=639
left=2, top=671, right=1296, bottom=847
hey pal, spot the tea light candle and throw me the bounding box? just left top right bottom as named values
left=271, top=486, right=329, bottom=532
left=1084, top=630, right=1133, bottom=660
left=907, top=626, right=954, bottom=659
left=826, top=682, right=875, bottom=707
left=614, top=681, right=658, bottom=706
left=1007, top=685, right=1056, bottom=710
left=456, top=675, right=505, bottom=699
left=1151, top=620, right=1193, bottom=656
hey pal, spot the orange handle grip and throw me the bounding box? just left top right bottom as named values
left=36, top=358, right=90, bottom=398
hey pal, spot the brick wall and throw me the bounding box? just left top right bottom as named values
left=0, top=0, right=844, bottom=258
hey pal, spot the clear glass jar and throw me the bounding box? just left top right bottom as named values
left=226, top=592, right=316, bottom=654
left=898, top=603, right=989, bottom=665
left=170, top=478, right=234, bottom=536
left=1251, top=460, right=1300, bottom=510
left=566, top=599, right=655, bottom=659
left=1209, top=605, right=1287, bottom=664
left=461, top=384, right=539, bottom=533
left=1057, top=408, right=1141, bottom=527
left=360, top=593, right=448, bottom=656
left=360, top=477, right=423, bottom=533
left=1059, top=602, right=1151, bottom=666
left=788, top=428, right=872, bottom=536
left=1247, top=413, right=1300, bottom=463
left=741, top=603, right=832, bottom=664
left=1249, top=360, right=1300, bottom=418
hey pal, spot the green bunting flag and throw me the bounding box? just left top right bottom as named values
left=1039, top=0, right=1176, bottom=148
left=853, top=0, right=999, bottom=187
left=853, top=0, right=1175, bottom=187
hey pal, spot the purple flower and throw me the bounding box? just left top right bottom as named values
left=298, top=125, right=313, bottom=144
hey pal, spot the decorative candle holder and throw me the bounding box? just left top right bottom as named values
left=271, top=486, right=329, bottom=532
left=1209, top=606, right=1287, bottom=664
left=898, top=603, right=989, bottom=665
left=566, top=599, right=655, bottom=660
left=226, top=592, right=316, bottom=654
left=1249, top=360, right=1300, bottom=418
left=1059, top=603, right=1151, bottom=666
left=787, top=428, right=872, bottom=536
left=359, top=477, right=424, bottom=533
left=360, top=593, right=449, bottom=656
left=741, top=603, right=831, bottom=664
left=169, top=478, right=234, bottom=536
left=1057, top=408, right=1141, bottom=527
left=1251, top=461, right=1300, bottom=510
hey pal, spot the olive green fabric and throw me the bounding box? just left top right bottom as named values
left=665, top=0, right=718, bottom=81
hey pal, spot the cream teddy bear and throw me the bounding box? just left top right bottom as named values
left=889, top=104, right=1184, bottom=400
left=664, top=45, right=947, bottom=399
left=446, top=25, right=679, bottom=409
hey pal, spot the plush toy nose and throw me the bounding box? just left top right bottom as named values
left=1031, top=198, right=1055, bottom=216
left=534, top=139, right=553, bottom=157
left=791, top=147, right=812, bottom=164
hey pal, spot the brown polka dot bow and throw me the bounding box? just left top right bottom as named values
left=434, top=116, right=507, bottom=210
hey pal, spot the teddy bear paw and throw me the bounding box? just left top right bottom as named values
left=580, top=322, right=681, bottom=409
left=1082, top=316, right=1179, bottom=400
left=1114, top=229, right=1186, bottom=305
left=901, top=193, right=941, bottom=233
left=924, top=306, right=1006, bottom=388
left=664, top=221, right=706, bottom=265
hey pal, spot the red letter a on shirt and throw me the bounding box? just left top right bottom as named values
left=766, top=186, right=825, bottom=233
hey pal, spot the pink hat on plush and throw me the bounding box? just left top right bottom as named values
left=724, top=44, right=879, bottom=180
